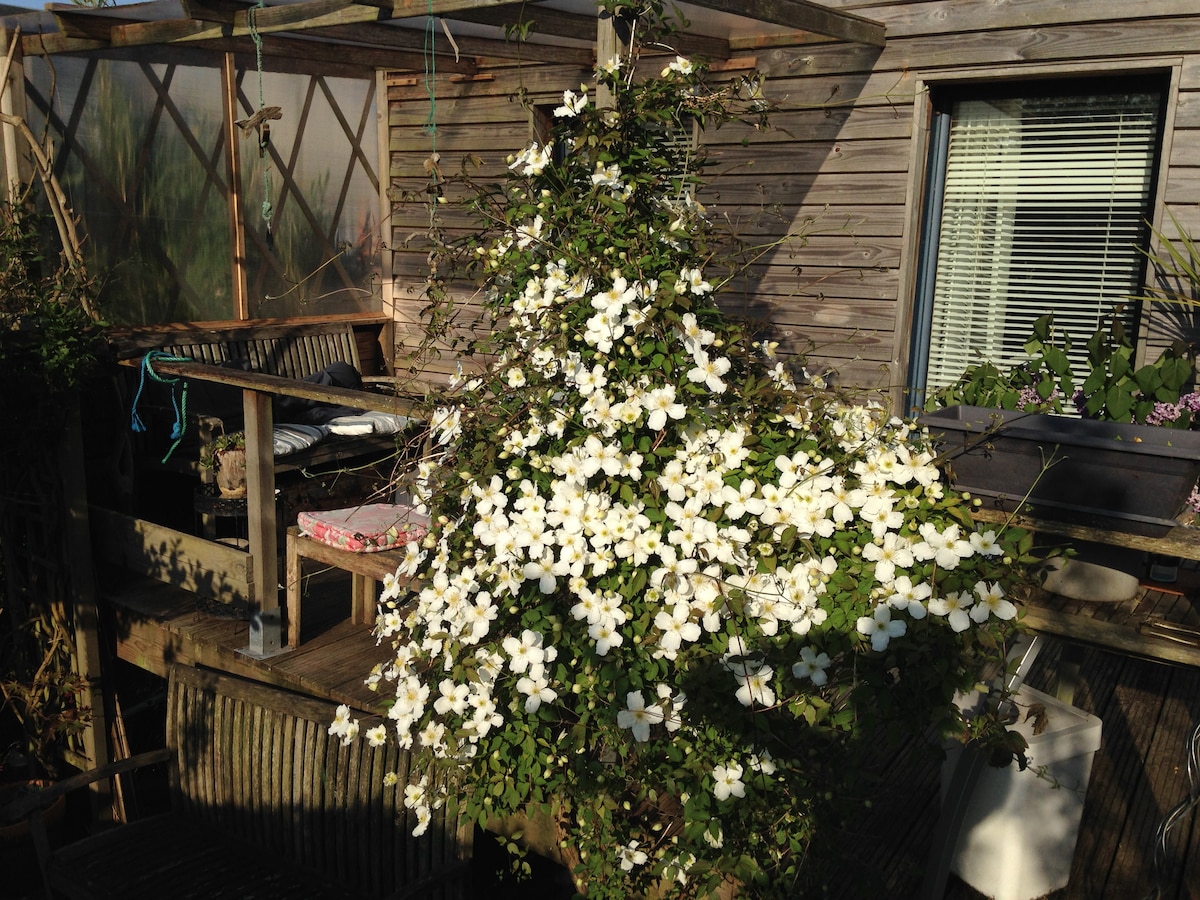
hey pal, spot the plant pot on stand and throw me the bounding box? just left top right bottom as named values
left=213, top=446, right=247, bottom=499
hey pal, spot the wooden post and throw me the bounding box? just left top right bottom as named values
left=60, top=398, right=112, bottom=819
left=595, top=8, right=627, bottom=110
left=242, top=389, right=281, bottom=657
left=0, top=28, right=24, bottom=205
left=222, top=53, right=250, bottom=320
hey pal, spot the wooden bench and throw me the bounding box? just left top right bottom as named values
left=6, top=664, right=471, bottom=900
left=112, top=314, right=412, bottom=476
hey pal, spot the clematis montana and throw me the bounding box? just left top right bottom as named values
left=353, top=17, right=1035, bottom=900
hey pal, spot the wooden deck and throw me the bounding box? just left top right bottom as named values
left=98, top=568, right=1200, bottom=899
left=102, top=569, right=393, bottom=715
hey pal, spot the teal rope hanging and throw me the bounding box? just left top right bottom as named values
left=248, top=1, right=275, bottom=246
left=422, top=2, right=437, bottom=146
left=130, top=351, right=192, bottom=463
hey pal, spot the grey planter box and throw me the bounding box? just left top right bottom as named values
left=917, top=405, right=1200, bottom=536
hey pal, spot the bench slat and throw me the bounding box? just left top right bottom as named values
left=47, top=664, right=470, bottom=899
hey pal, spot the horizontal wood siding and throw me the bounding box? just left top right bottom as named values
left=386, top=2, right=1200, bottom=399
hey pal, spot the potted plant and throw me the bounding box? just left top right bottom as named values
left=921, top=314, right=1200, bottom=600
left=921, top=314, right=1200, bottom=535
left=334, top=6, right=1039, bottom=896
left=202, top=431, right=248, bottom=499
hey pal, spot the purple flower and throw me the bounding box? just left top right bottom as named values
left=1145, top=401, right=1184, bottom=427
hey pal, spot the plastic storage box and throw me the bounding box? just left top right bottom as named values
left=944, top=684, right=1103, bottom=900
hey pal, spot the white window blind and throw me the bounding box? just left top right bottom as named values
left=924, top=91, right=1162, bottom=390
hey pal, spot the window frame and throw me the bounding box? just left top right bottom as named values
left=896, top=61, right=1182, bottom=415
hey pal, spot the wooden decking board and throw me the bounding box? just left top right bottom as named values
left=1104, top=662, right=1170, bottom=896
left=1146, top=666, right=1200, bottom=900
left=1117, top=674, right=1173, bottom=895
left=101, top=572, right=1200, bottom=899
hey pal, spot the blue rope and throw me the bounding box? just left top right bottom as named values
left=423, top=3, right=437, bottom=144
left=131, top=350, right=192, bottom=463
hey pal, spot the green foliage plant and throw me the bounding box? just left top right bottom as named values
left=927, top=315, right=1077, bottom=414
left=335, top=6, right=1038, bottom=896
left=0, top=183, right=102, bottom=781
left=928, top=313, right=1199, bottom=429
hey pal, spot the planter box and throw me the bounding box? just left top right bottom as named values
left=943, top=685, right=1102, bottom=900
left=918, top=405, right=1200, bottom=536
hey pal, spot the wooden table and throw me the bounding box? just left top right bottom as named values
left=284, top=526, right=413, bottom=648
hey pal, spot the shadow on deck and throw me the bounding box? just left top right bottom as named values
left=96, top=566, right=1200, bottom=900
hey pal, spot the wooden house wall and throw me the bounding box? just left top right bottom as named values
left=385, top=2, right=1200, bottom=402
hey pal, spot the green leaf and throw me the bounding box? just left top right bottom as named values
left=1043, top=346, right=1071, bottom=376
left=1105, top=385, right=1134, bottom=421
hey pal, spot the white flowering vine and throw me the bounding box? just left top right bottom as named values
left=356, top=5, right=1038, bottom=897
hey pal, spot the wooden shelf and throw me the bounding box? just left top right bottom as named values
left=971, top=506, right=1200, bottom=561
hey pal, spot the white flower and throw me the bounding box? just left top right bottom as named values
left=662, top=55, right=694, bottom=77
left=589, top=618, right=624, bottom=655
left=734, top=664, right=776, bottom=708
left=791, top=645, right=831, bottom=686
left=928, top=590, right=975, bottom=633
left=411, top=803, right=432, bottom=837
left=712, top=762, right=745, bottom=801
left=523, top=552, right=566, bottom=594
left=675, top=266, right=712, bottom=296
left=502, top=629, right=547, bottom=673
left=554, top=88, right=588, bottom=118
left=616, top=690, right=662, bottom=742
left=856, top=605, right=907, bottom=652
left=644, top=385, right=686, bottom=431
left=969, top=529, right=1004, bottom=556
left=686, top=350, right=731, bottom=393
left=433, top=679, right=470, bottom=716
left=509, top=142, right=552, bottom=176
left=516, top=666, right=558, bottom=714
left=365, top=724, right=388, bottom=747
left=430, top=406, right=462, bottom=446
left=654, top=603, right=702, bottom=655
left=403, top=778, right=427, bottom=810
left=618, top=839, right=649, bottom=872
left=328, top=704, right=359, bottom=746
left=969, top=581, right=1017, bottom=622
left=751, top=751, right=777, bottom=777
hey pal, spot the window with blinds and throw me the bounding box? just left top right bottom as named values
left=912, top=82, right=1165, bottom=396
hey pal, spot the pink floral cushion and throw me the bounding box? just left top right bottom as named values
left=296, top=503, right=429, bottom=553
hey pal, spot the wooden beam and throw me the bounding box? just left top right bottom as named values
left=595, top=7, right=622, bottom=109
left=218, top=31, right=481, bottom=74
left=49, top=10, right=116, bottom=42
left=308, top=21, right=595, bottom=66
left=454, top=4, right=620, bottom=42
left=180, top=0, right=247, bottom=25
left=456, top=5, right=729, bottom=61
left=683, top=0, right=885, bottom=48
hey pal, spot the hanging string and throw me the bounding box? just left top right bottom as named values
left=248, top=0, right=275, bottom=247
left=130, top=351, right=192, bottom=463
left=422, top=1, right=437, bottom=147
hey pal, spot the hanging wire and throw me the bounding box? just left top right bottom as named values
left=422, top=0, right=437, bottom=146
left=1145, top=717, right=1200, bottom=899
left=248, top=0, right=275, bottom=242
left=130, top=351, right=192, bottom=463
